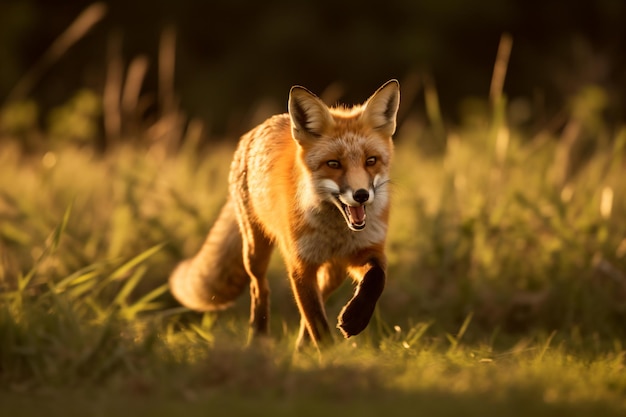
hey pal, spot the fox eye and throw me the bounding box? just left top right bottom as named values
left=366, top=156, right=377, bottom=166
left=326, top=160, right=341, bottom=169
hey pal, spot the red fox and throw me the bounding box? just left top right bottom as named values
left=170, top=80, right=400, bottom=349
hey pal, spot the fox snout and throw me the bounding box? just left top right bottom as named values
left=339, top=186, right=373, bottom=206
left=334, top=186, right=374, bottom=231
left=353, top=188, right=370, bottom=204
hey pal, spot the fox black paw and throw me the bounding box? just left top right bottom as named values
left=337, top=302, right=375, bottom=338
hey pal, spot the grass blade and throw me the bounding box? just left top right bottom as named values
left=108, top=242, right=166, bottom=281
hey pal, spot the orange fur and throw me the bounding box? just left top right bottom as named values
left=169, top=80, right=400, bottom=350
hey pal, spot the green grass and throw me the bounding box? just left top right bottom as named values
left=1, top=92, right=626, bottom=415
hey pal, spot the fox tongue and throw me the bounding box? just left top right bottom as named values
left=348, top=205, right=366, bottom=224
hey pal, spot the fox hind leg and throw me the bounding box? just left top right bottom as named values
left=241, top=225, right=273, bottom=338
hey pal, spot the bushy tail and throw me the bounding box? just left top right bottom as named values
left=169, top=198, right=249, bottom=311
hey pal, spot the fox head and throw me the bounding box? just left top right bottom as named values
left=288, top=80, right=400, bottom=232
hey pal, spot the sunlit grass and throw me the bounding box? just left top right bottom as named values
left=1, top=103, right=626, bottom=414
left=1, top=301, right=625, bottom=416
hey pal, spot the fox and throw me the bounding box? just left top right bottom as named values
left=169, top=80, right=400, bottom=349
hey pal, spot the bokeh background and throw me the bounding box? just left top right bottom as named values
left=1, top=0, right=625, bottom=141
left=1, top=0, right=625, bottom=342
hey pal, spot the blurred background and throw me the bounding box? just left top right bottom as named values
left=1, top=0, right=624, bottom=146
left=1, top=0, right=625, bottom=341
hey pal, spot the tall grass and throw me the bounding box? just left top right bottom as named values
left=387, top=124, right=626, bottom=341
left=0, top=96, right=624, bottom=328
left=2, top=118, right=624, bottom=342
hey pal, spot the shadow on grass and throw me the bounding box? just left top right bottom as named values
left=1, top=337, right=624, bottom=417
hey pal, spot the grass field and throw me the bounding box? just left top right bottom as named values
left=1, top=82, right=626, bottom=416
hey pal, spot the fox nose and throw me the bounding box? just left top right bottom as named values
left=353, top=188, right=370, bottom=204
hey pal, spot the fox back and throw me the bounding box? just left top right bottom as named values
left=170, top=80, right=400, bottom=350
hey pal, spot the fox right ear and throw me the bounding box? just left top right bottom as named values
left=362, top=79, right=400, bottom=137
left=289, top=86, right=334, bottom=142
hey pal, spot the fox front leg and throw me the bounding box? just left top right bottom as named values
left=337, top=259, right=386, bottom=338
left=289, top=263, right=334, bottom=349
left=295, top=261, right=347, bottom=350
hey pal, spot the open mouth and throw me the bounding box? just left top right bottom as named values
left=338, top=200, right=366, bottom=231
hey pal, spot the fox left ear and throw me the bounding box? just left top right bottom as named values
left=289, top=86, right=334, bottom=142
left=362, top=79, right=400, bottom=137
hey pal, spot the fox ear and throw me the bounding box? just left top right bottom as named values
left=289, top=86, right=334, bottom=142
left=362, top=79, right=400, bottom=137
